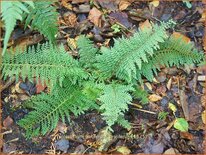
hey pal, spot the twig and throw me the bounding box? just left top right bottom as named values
left=132, top=108, right=156, bottom=115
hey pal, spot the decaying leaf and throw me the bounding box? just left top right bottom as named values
left=119, top=0, right=133, bottom=11
left=171, top=32, right=190, bottom=43
left=166, top=78, right=172, bottom=90
left=168, top=102, right=177, bottom=113
left=149, top=94, right=162, bottom=102
left=202, top=110, right=205, bottom=124
left=139, top=19, right=152, bottom=31
left=3, top=116, right=14, bottom=128
left=116, top=146, right=131, bottom=154
left=88, top=7, right=102, bottom=27
left=96, top=128, right=116, bottom=152
left=150, top=0, right=159, bottom=7
left=179, top=89, right=189, bottom=120
left=163, top=148, right=179, bottom=154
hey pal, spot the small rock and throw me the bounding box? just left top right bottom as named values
left=160, top=97, right=169, bottom=109
left=73, top=144, right=86, bottom=154
left=164, top=147, right=179, bottom=154
left=55, top=139, right=70, bottom=153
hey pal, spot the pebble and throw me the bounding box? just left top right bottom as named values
left=160, top=97, right=169, bottom=109
left=55, top=139, right=70, bottom=153
left=197, top=75, right=205, bottom=81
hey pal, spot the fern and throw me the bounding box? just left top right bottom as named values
left=132, top=86, right=149, bottom=104
left=77, top=36, right=99, bottom=68
left=1, top=43, right=87, bottom=87
left=135, top=37, right=204, bottom=82
left=96, top=20, right=175, bottom=82
left=23, top=1, right=58, bottom=42
left=1, top=0, right=34, bottom=55
left=98, top=83, right=134, bottom=130
left=18, top=81, right=97, bottom=138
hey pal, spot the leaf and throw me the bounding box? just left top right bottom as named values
left=139, top=19, right=152, bottom=31
left=116, top=146, right=131, bottom=154
left=171, top=32, right=190, bottom=43
left=3, top=116, right=14, bottom=128
left=168, top=102, right=177, bottom=113
left=202, top=110, right=205, bottom=124
left=150, top=0, right=159, bottom=7
left=149, top=94, right=162, bottom=102
left=88, top=7, right=102, bottom=27
left=173, top=118, right=189, bottom=132
left=119, top=0, right=133, bottom=11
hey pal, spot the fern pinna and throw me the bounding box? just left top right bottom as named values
left=1, top=1, right=34, bottom=55
left=1, top=20, right=204, bottom=138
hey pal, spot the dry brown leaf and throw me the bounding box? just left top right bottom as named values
left=14, top=82, right=24, bottom=94
left=119, top=0, right=132, bottom=11
left=145, top=82, right=152, bottom=91
left=150, top=0, right=159, bottom=7
left=88, top=7, right=102, bottom=27
left=3, top=116, right=14, bottom=128
left=63, top=12, right=77, bottom=27
left=149, top=94, right=162, bottom=102
left=61, top=0, right=72, bottom=10
left=139, top=19, right=152, bottom=31
left=166, top=78, right=172, bottom=90
left=179, top=89, right=189, bottom=120
left=171, top=32, right=190, bottom=43
left=163, top=148, right=179, bottom=154
left=180, top=132, right=194, bottom=140
left=56, top=122, right=68, bottom=134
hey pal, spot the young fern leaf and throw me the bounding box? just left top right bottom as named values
left=77, top=36, right=99, bottom=68
left=1, top=43, right=87, bottom=87
left=18, top=81, right=97, bottom=138
left=1, top=1, right=34, bottom=55
left=96, top=20, right=175, bottom=82
left=98, top=83, right=134, bottom=131
left=136, top=37, right=204, bottom=82
left=23, top=1, right=58, bottom=42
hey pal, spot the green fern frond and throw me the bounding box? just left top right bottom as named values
left=136, top=37, right=204, bottom=82
left=23, top=1, right=58, bottom=42
left=132, top=86, right=149, bottom=104
left=18, top=81, right=97, bottom=138
left=1, top=1, right=34, bottom=55
left=96, top=20, right=175, bottom=82
left=1, top=43, right=87, bottom=87
left=98, top=83, right=134, bottom=130
left=77, top=36, right=99, bottom=68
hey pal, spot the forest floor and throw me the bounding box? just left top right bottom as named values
left=1, top=0, right=206, bottom=154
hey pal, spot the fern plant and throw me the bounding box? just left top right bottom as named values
left=0, top=0, right=58, bottom=55
left=0, top=0, right=34, bottom=55
left=23, top=1, right=58, bottom=42
left=1, top=20, right=204, bottom=138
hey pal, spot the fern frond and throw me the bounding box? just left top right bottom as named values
left=98, top=83, right=134, bottom=130
left=23, top=1, right=58, bottom=42
left=1, top=43, right=87, bottom=87
left=1, top=1, right=34, bottom=55
left=18, top=81, right=97, bottom=138
left=96, top=20, right=175, bottom=82
left=132, top=86, right=149, bottom=104
left=136, top=37, right=204, bottom=82
left=77, top=36, right=99, bottom=68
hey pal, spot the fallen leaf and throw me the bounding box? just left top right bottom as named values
left=73, top=144, right=86, bottom=154
left=150, top=0, right=159, bottom=7
left=96, top=128, right=116, bottom=152
left=202, top=110, right=205, bottom=124
left=88, top=7, right=102, bottom=27
left=139, top=19, right=152, bottom=31
left=3, top=116, right=14, bottom=128
left=116, top=146, right=131, bottom=154
left=149, top=94, right=162, bottom=102
left=164, top=148, right=179, bottom=154
left=119, top=0, right=133, bottom=11
left=14, top=82, right=24, bottom=94
left=166, top=78, right=172, bottom=90
left=109, top=12, right=132, bottom=28
left=168, top=102, right=177, bottom=113
left=56, top=122, right=68, bottom=134
left=174, top=118, right=189, bottom=132
left=180, top=132, right=194, bottom=140
left=72, top=0, right=89, bottom=4
left=96, top=0, right=118, bottom=11
left=171, top=32, right=190, bottom=43
left=61, top=0, right=72, bottom=10
left=179, top=89, right=189, bottom=120
left=19, top=94, right=30, bottom=101
left=145, top=82, right=152, bottom=91
left=63, top=12, right=77, bottom=27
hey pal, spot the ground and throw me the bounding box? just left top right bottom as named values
left=1, top=0, right=206, bottom=154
